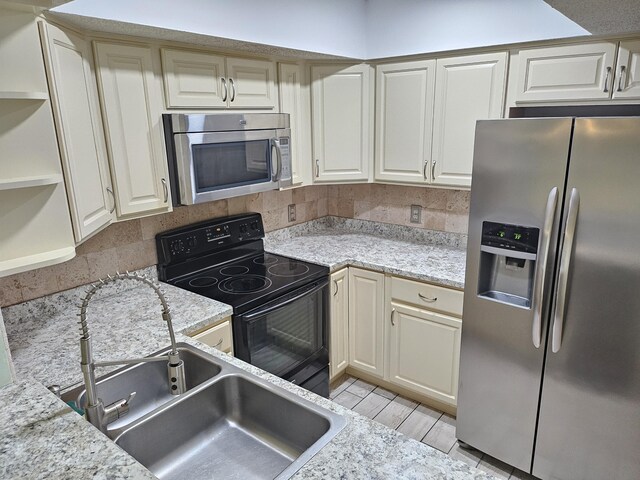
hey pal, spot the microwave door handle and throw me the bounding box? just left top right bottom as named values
left=241, top=280, right=328, bottom=322
left=270, top=138, right=283, bottom=181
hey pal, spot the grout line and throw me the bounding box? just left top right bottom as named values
left=392, top=401, right=420, bottom=431
left=419, top=411, right=444, bottom=443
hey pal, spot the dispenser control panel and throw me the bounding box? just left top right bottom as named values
left=481, top=222, right=539, bottom=254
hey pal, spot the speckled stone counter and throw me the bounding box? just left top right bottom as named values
left=265, top=217, right=467, bottom=289
left=0, top=221, right=487, bottom=480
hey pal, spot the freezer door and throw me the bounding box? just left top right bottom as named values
left=457, top=118, right=572, bottom=472
left=534, top=118, right=640, bottom=480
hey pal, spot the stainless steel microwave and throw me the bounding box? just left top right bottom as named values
left=163, top=113, right=292, bottom=205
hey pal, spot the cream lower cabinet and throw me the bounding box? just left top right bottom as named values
left=39, top=22, right=114, bottom=243
left=191, top=318, right=233, bottom=355
left=348, top=268, right=385, bottom=378
left=94, top=42, right=172, bottom=219
left=329, top=268, right=349, bottom=380
left=311, top=64, right=373, bottom=183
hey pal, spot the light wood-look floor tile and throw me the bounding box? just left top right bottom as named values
left=346, top=378, right=377, bottom=398
left=421, top=413, right=457, bottom=453
left=373, top=396, right=418, bottom=430
left=329, top=375, right=356, bottom=399
left=477, top=454, right=515, bottom=480
left=448, top=442, right=483, bottom=468
left=373, top=385, right=397, bottom=400
left=352, top=392, right=391, bottom=419
left=332, top=390, right=362, bottom=410
left=396, top=403, right=442, bottom=441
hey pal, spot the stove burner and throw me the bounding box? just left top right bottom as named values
left=218, top=275, right=272, bottom=294
left=219, top=265, right=250, bottom=276
left=188, top=277, right=218, bottom=288
left=253, top=254, right=279, bottom=266
left=268, top=262, right=310, bottom=278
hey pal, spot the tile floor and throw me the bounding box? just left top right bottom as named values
left=330, top=375, right=539, bottom=480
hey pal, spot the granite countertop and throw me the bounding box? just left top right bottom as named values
left=265, top=217, right=467, bottom=289
left=0, top=220, right=483, bottom=480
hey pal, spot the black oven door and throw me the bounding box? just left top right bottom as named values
left=233, top=278, right=329, bottom=394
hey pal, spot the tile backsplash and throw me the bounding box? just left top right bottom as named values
left=0, top=184, right=468, bottom=307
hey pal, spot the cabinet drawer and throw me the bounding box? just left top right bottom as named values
left=391, top=276, right=463, bottom=317
left=192, top=320, right=233, bottom=354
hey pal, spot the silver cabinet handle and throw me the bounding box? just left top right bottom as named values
left=431, top=161, right=436, bottom=182
left=315, top=159, right=320, bottom=177
left=390, top=308, right=396, bottom=326
left=213, top=338, right=223, bottom=349
left=531, top=187, right=558, bottom=348
left=551, top=188, right=580, bottom=354
left=603, top=66, right=612, bottom=93
left=617, top=65, right=627, bottom=92
left=423, top=161, right=428, bottom=180
left=333, top=280, right=338, bottom=296
left=418, top=292, right=437, bottom=303
left=161, top=178, right=168, bottom=203
left=106, top=187, right=116, bottom=214
left=229, top=78, right=236, bottom=102
left=221, top=78, right=228, bottom=102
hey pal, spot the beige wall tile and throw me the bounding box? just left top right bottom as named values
left=424, top=188, right=448, bottom=210
left=244, top=193, right=262, bottom=213
left=292, top=187, right=306, bottom=204
left=0, top=276, right=24, bottom=307
left=446, top=190, right=470, bottom=213
left=116, top=239, right=158, bottom=272
left=56, top=255, right=91, bottom=291
left=327, top=197, right=338, bottom=216
left=86, top=248, right=119, bottom=281
left=139, top=207, right=190, bottom=241
left=445, top=212, right=470, bottom=234
left=227, top=196, right=247, bottom=215
left=423, top=210, right=447, bottom=231
left=187, top=202, right=215, bottom=223
left=353, top=200, right=371, bottom=220
left=15, top=264, right=60, bottom=301
left=262, top=208, right=287, bottom=232
left=336, top=198, right=354, bottom=218
left=317, top=197, right=328, bottom=217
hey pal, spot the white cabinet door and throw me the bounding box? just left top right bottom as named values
left=375, top=60, right=436, bottom=184
left=40, top=23, right=114, bottom=243
left=279, top=63, right=311, bottom=186
left=431, top=52, right=507, bottom=187
left=613, top=40, right=640, bottom=99
left=514, top=43, right=617, bottom=102
left=348, top=268, right=384, bottom=378
left=388, top=302, right=461, bottom=406
left=161, top=48, right=226, bottom=108
left=226, top=57, right=277, bottom=109
left=192, top=319, right=233, bottom=355
left=311, top=64, right=372, bottom=183
left=94, top=42, right=171, bottom=218
left=330, top=268, right=349, bottom=381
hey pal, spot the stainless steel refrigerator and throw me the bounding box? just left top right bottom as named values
left=457, top=115, right=640, bottom=480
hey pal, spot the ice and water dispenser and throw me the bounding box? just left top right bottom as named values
left=477, top=221, right=540, bottom=309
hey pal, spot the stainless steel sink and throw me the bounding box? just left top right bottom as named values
left=114, top=372, right=345, bottom=480
left=62, top=343, right=221, bottom=436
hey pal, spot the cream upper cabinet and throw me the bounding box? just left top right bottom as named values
left=431, top=52, right=507, bottom=187
left=329, top=268, right=349, bottom=381
left=39, top=23, right=114, bottom=243
left=311, top=64, right=373, bottom=183
left=161, top=48, right=277, bottom=109
left=375, top=60, right=436, bottom=184
left=514, top=43, right=618, bottom=102
left=613, top=40, right=640, bottom=99
left=278, top=63, right=312, bottom=186
left=94, top=42, right=171, bottom=218
left=348, top=268, right=384, bottom=378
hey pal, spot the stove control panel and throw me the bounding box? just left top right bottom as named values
left=156, top=213, right=265, bottom=265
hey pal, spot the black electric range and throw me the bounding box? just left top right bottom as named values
left=156, top=213, right=331, bottom=397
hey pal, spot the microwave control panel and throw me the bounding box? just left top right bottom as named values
left=156, top=213, right=265, bottom=264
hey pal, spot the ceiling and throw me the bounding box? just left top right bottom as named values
left=46, top=0, right=635, bottom=59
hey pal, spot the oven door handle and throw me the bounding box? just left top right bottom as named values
left=240, top=279, right=329, bottom=322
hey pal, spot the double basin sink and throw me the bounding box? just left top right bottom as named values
left=63, top=343, right=346, bottom=480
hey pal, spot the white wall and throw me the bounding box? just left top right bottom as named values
left=52, top=0, right=369, bottom=58
left=365, top=0, right=589, bottom=58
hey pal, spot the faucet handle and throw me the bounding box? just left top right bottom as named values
left=125, top=391, right=137, bottom=406
left=104, top=391, right=137, bottom=425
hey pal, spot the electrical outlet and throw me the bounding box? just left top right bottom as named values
left=288, top=204, right=296, bottom=222
left=410, top=204, right=422, bottom=224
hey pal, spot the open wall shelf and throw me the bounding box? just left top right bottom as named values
left=0, top=91, right=48, bottom=100
left=0, top=173, right=63, bottom=191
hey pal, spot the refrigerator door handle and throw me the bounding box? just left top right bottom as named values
left=531, top=187, right=558, bottom=348
left=551, top=187, right=580, bottom=353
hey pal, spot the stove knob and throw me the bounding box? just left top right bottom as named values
left=240, top=224, right=248, bottom=233
left=250, top=221, right=259, bottom=230
left=187, top=237, right=197, bottom=249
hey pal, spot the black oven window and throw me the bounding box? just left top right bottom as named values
left=192, top=140, right=270, bottom=192
left=245, top=289, right=324, bottom=377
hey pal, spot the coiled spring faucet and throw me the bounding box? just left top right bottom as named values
left=78, top=272, right=186, bottom=434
